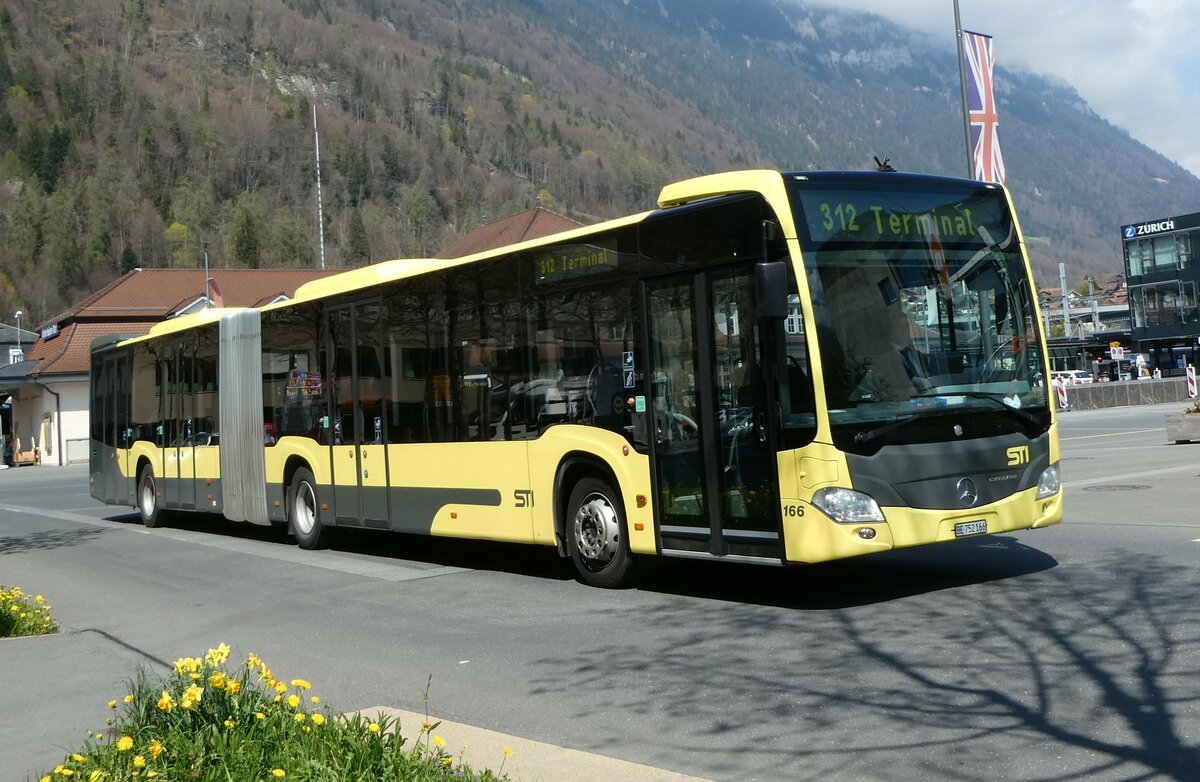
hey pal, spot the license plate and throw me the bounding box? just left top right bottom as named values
left=954, top=519, right=988, bottom=537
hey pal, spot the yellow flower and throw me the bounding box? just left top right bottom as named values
left=273, top=695, right=282, bottom=704
left=107, top=700, right=117, bottom=710
left=133, top=756, right=145, bottom=769
left=204, top=643, right=230, bottom=667
left=209, top=671, right=226, bottom=689
left=226, top=679, right=241, bottom=694
left=94, top=733, right=103, bottom=740
left=421, top=722, right=432, bottom=732
left=146, top=773, right=157, bottom=779
left=255, top=712, right=265, bottom=720
left=294, top=712, right=306, bottom=723
left=123, top=695, right=134, bottom=704
left=156, top=691, right=175, bottom=713
left=274, top=681, right=287, bottom=695
left=88, top=771, right=105, bottom=782
left=179, top=684, right=204, bottom=710
left=310, top=696, right=319, bottom=704
left=503, top=746, right=514, bottom=757
left=71, top=754, right=86, bottom=763
left=311, top=713, right=325, bottom=726
left=442, top=757, right=453, bottom=767
left=59, top=771, right=74, bottom=778
left=433, top=735, right=445, bottom=748
left=172, top=657, right=201, bottom=676
left=148, top=739, right=163, bottom=759
left=290, top=678, right=311, bottom=690
left=116, top=736, right=134, bottom=751
left=224, top=718, right=236, bottom=729
left=286, top=694, right=300, bottom=709
left=367, top=722, right=380, bottom=734
left=35, top=595, right=44, bottom=603
left=271, top=770, right=286, bottom=778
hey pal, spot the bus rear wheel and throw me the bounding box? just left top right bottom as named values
left=566, top=477, right=637, bottom=588
left=288, top=467, right=332, bottom=550
left=138, top=464, right=166, bottom=528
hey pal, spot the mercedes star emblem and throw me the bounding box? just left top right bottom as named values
left=956, top=477, right=979, bottom=507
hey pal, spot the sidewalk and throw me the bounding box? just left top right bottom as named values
left=0, top=630, right=710, bottom=781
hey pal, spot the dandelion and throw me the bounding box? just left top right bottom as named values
left=255, top=712, right=266, bottom=720
left=503, top=747, right=514, bottom=757
left=145, top=773, right=157, bottom=779
left=35, top=595, right=44, bottom=603
left=290, top=678, right=311, bottom=690
left=224, top=718, right=236, bottom=729
left=310, top=696, right=319, bottom=704
left=123, top=694, right=134, bottom=704
left=59, top=771, right=74, bottom=778
left=421, top=722, right=432, bottom=733
left=71, top=754, right=86, bottom=763
left=311, top=713, right=325, bottom=726
left=107, top=700, right=117, bottom=710
left=274, top=681, right=287, bottom=695
left=132, top=756, right=145, bottom=769
left=367, top=722, right=380, bottom=734
left=94, top=733, right=103, bottom=740
left=116, top=736, right=134, bottom=752
left=442, top=757, right=453, bottom=767
left=271, top=770, right=286, bottom=778
left=294, top=713, right=306, bottom=723
left=287, top=694, right=300, bottom=709
left=433, top=735, right=445, bottom=748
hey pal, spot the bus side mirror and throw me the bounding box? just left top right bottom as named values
left=755, top=262, right=788, bottom=320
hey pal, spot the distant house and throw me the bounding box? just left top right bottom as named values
left=0, top=268, right=337, bottom=466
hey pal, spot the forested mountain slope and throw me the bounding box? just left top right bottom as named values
left=0, top=0, right=1195, bottom=326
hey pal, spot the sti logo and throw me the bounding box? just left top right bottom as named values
left=1123, top=219, right=1175, bottom=239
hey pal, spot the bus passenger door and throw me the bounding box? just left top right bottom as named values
left=646, top=267, right=783, bottom=561
left=327, top=301, right=389, bottom=528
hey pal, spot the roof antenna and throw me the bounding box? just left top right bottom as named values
left=874, top=155, right=896, bottom=172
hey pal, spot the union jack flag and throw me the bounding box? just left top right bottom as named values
left=964, top=30, right=1005, bottom=184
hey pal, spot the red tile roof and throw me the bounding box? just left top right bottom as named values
left=435, top=207, right=583, bottom=259
left=30, top=268, right=338, bottom=376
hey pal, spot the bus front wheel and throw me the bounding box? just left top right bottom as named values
left=138, top=465, right=166, bottom=528
left=566, top=477, right=637, bottom=588
left=287, top=467, right=332, bottom=549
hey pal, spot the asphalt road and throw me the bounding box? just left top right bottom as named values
left=1, top=404, right=1198, bottom=781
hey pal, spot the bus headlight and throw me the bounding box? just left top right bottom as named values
left=812, top=487, right=885, bottom=524
left=1035, top=463, right=1061, bottom=499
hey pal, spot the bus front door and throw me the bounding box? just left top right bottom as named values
left=326, top=301, right=389, bottom=528
left=646, top=267, right=783, bottom=561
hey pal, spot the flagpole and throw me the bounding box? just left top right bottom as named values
left=953, top=0, right=974, bottom=179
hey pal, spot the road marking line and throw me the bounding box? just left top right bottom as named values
left=1068, top=462, right=1200, bottom=489
left=0, top=503, right=471, bottom=583
left=1061, top=428, right=1161, bottom=441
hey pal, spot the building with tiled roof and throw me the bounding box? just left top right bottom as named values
left=0, top=268, right=336, bottom=466
left=435, top=207, right=583, bottom=259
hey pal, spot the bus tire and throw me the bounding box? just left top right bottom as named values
left=566, top=476, right=637, bottom=588
left=138, top=464, right=166, bottom=528
left=288, top=467, right=332, bottom=550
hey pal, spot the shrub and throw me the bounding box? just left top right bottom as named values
left=0, top=585, right=57, bottom=638
left=39, top=644, right=510, bottom=781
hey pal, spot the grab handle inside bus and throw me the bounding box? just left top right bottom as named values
left=755, top=261, right=788, bottom=320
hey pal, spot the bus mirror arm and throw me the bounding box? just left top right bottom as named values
left=755, top=261, right=788, bottom=320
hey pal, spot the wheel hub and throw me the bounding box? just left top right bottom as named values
left=574, top=494, right=618, bottom=563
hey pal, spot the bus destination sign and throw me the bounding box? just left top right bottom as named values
left=532, top=240, right=618, bottom=284
left=795, top=188, right=1010, bottom=247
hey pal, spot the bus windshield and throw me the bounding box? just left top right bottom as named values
left=790, top=178, right=1050, bottom=449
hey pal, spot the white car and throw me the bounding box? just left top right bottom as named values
left=1052, top=370, right=1093, bottom=385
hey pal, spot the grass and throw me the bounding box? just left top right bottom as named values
left=0, top=585, right=58, bottom=638
left=38, top=644, right=512, bottom=781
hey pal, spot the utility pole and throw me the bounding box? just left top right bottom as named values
left=1059, top=263, right=1071, bottom=338
left=313, top=103, right=326, bottom=270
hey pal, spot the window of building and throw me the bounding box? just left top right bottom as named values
left=1153, top=235, right=1177, bottom=271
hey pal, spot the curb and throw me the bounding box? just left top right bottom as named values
left=350, top=707, right=713, bottom=782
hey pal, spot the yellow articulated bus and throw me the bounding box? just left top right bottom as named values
left=90, top=169, right=1062, bottom=587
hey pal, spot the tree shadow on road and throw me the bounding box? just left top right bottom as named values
left=0, top=526, right=107, bottom=555
left=530, top=547, right=1200, bottom=781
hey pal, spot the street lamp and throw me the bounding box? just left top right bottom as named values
left=14, top=310, right=21, bottom=357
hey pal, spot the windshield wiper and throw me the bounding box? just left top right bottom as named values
left=852, top=407, right=958, bottom=445
left=911, top=391, right=1042, bottom=427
